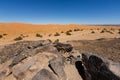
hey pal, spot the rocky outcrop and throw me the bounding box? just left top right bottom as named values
left=0, top=39, right=120, bottom=80
left=54, top=42, right=73, bottom=53
left=68, top=38, right=120, bottom=63
left=0, top=39, right=52, bottom=64
left=75, top=53, right=120, bottom=80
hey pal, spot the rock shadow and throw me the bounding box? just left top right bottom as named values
left=75, top=61, right=86, bottom=80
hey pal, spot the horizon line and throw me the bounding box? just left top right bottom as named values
left=0, top=22, right=120, bottom=26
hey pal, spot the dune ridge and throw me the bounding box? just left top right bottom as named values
left=0, top=22, right=119, bottom=33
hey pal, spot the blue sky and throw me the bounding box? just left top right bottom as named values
left=0, top=0, right=120, bottom=24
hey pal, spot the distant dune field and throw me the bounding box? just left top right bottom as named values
left=0, top=23, right=120, bottom=45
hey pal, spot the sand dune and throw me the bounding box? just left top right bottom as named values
left=0, top=23, right=119, bottom=34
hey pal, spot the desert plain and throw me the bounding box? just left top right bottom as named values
left=0, top=23, right=120, bottom=45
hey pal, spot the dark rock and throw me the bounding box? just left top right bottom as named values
left=54, top=42, right=73, bottom=53
left=79, top=54, right=120, bottom=80
left=75, top=61, right=91, bottom=80
left=81, top=53, right=91, bottom=67
left=68, top=38, right=120, bottom=63
left=49, top=57, right=67, bottom=80
left=0, top=40, right=45, bottom=64
left=32, top=69, right=57, bottom=80
left=0, top=40, right=54, bottom=68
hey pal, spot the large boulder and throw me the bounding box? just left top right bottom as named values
left=76, top=53, right=120, bottom=80
left=12, top=60, right=35, bottom=80
left=32, top=69, right=57, bottom=80
left=49, top=56, right=67, bottom=80
left=54, top=43, right=73, bottom=53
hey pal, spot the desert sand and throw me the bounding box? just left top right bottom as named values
left=0, top=22, right=120, bottom=45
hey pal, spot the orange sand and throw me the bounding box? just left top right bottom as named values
left=0, top=23, right=120, bottom=45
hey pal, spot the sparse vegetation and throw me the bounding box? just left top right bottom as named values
left=106, top=30, right=113, bottom=34
left=54, top=39, right=59, bottom=43
left=118, top=29, right=120, bottom=34
left=36, top=33, right=43, bottom=37
left=91, top=31, right=95, bottom=33
left=48, top=34, right=52, bottom=37
left=80, top=29, right=83, bottom=31
left=20, top=34, right=26, bottom=38
left=103, top=28, right=107, bottom=31
left=74, top=29, right=80, bottom=31
left=100, top=28, right=113, bottom=34
left=20, top=34, right=24, bottom=37
left=14, top=36, right=23, bottom=41
left=118, top=30, right=120, bottom=34
left=3, top=33, right=7, bottom=36
left=97, top=28, right=100, bottom=30
left=25, top=35, right=29, bottom=37
left=100, top=28, right=107, bottom=33
left=0, top=34, right=7, bottom=39
left=61, top=31, right=64, bottom=33
left=54, top=32, right=60, bottom=36
left=66, top=31, right=72, bottom=35
left=110, top=28, right=115, bottom=31
left=100, top=30, right=105, bottom=33
left=68, top=30, right=72, bottom=32
left=0, top=35, right=3, bottom=38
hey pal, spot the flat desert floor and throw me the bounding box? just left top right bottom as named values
left=0, top=23, right=120, bottom=45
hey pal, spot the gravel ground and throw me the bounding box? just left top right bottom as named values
left=68, top=38, right=120, bottom=63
